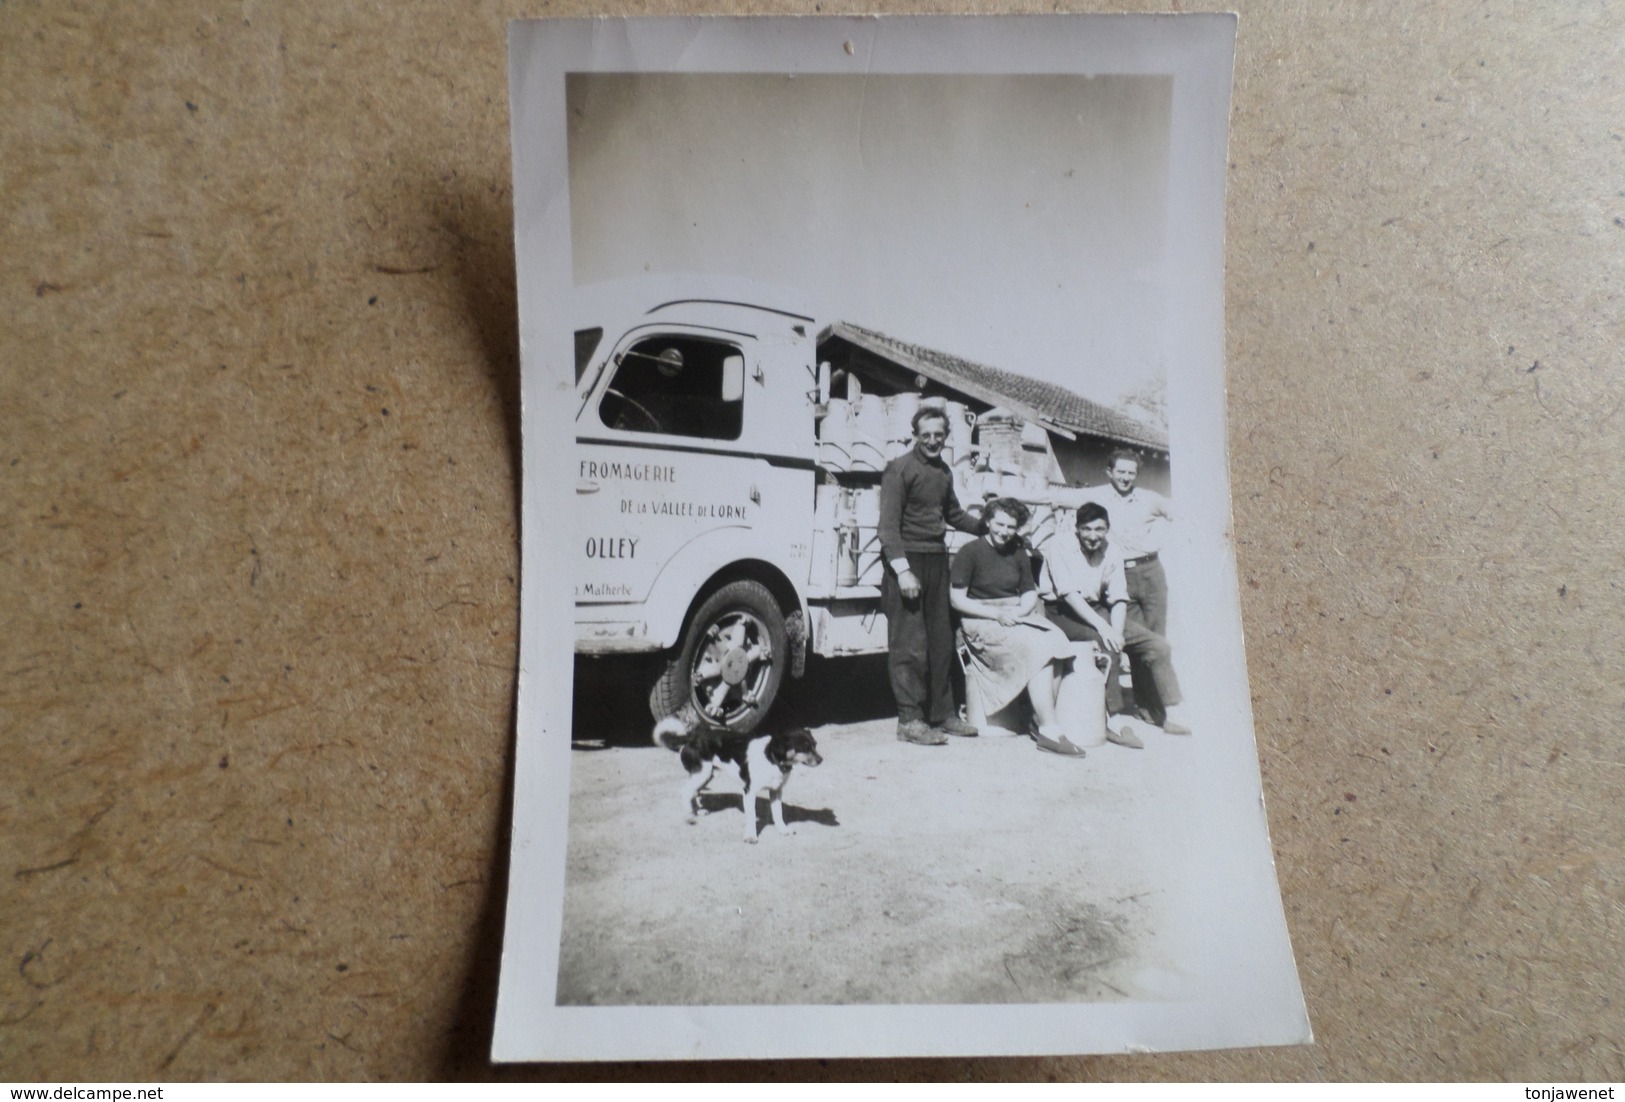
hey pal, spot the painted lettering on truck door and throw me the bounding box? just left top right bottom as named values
left=576, top=330, right=761, bottom=605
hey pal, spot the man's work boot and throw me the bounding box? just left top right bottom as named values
left=896, top=719, right=948, bottom=745
left=936, top=715, right=979, bottom=738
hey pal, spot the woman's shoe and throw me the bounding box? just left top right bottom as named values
left=1035, top=729, right=1086, bottom=757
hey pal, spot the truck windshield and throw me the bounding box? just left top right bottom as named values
left=598, top=335, right=744, bottom=441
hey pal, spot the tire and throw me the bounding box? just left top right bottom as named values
left=649, top=579, right=788, bottom=733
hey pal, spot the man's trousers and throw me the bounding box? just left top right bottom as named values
left=1042, top=600, right=1182, bottom=717
left=881, top=551, right=956, bottom=725
left=1124, top=555, right=1168, bottom=636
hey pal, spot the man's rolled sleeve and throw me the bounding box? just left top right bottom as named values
left=1037, top=555, right=1061, bottom=602
left=1039, top=549, right=1072, bottom=604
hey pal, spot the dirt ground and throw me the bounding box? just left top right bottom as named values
left=557, top=656, right=1191, bottom=1007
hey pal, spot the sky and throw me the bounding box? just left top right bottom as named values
left=565, top=73, right=1173, bottom=410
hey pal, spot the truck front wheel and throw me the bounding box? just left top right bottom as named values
left=650, top=580, right=788, bottom=733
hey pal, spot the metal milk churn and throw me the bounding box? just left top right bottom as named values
left=835, top=488, right=860, bottom=587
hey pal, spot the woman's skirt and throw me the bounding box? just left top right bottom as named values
left=959, top=614, right=1074, bottom=716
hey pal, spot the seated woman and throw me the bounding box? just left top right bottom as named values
left=950, top=497, right=1087, bottom=757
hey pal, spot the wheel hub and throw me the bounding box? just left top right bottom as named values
left=719, top=647, right=752, bottom=685
left=687, top=608, right=777, bottom=725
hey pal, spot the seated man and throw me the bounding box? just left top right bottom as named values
left=1037, top=502, right=1192, bottom=742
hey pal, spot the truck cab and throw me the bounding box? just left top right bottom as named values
left=574, top=293, right=821, bottom=731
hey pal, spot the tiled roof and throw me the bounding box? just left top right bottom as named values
left=827, top=322, right=1169, bottom=453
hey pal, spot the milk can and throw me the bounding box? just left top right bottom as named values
left=834, top=489, right=860, bottom=587
left=1054, top=642, right=1110, bottom=747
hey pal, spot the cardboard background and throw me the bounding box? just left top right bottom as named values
left=3, top=1, right=1620, bottom=1082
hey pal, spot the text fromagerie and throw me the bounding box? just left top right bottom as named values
left=579, top=460, right=678, bottom=483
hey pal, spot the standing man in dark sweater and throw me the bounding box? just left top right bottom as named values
left=878, top=406, right=984, bottom=745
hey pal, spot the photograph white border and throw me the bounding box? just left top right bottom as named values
left=495, top=14, right=1308, bottom=1062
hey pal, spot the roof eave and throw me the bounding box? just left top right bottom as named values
left=829, top=322, right=1172, bottom=452
left=828, top=322, right=1078, bottom=442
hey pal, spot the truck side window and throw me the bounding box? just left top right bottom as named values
left=599, top=335, right=745, bottom=440
left=574, top=328, right=603, bottom=384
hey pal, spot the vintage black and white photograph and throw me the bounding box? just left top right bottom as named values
left=495, top=15, right=1308, bottom=1062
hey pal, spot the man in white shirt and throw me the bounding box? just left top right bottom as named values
left=1038, top=501, right=1191, bottom=738
left=1047, top=448, right=1177, bottom=728
left=1079, top=449, right=1173, bottom=636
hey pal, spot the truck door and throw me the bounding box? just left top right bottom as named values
left=576, top=328, right=757, bottom=608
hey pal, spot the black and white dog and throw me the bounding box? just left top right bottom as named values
left=653, top=715, right=823, bottom=843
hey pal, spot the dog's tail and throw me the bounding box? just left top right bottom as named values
left=652, top=714, right=690, bottom=752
